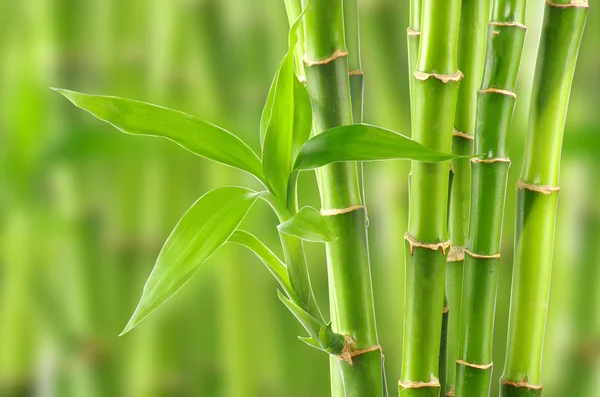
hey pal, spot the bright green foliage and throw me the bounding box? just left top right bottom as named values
left=278, top=206, right=337, bottom=243
left=294, top=124, right=457, bottom=171
left=262, top=13, right=312, bottom=202
left=121, top=187, right=260, bottom=335
left=53, top=89, right=264, bottom=181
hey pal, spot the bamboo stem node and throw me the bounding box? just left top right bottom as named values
left=465, top=249, right=500, bottom=259
left=500, top=378, right=543, bottom=390
left=304, top=49, right=349, bottom=67
left=489, top=21, right=527, bottom=30
left=447, top=245, right=465, bottom=262
left=471, top=157, right=511, bottom=164
left=478, top=87, right=517, bottom=99
left=452, top=128, right=474, bottom=141
left=446, top=387, right=455, bottom=396
left=405, top=233, right=451, bottom=255
left=321, top=204, right=365, bottom=216
left=348, top=69, right=363, bottom=76
left=443, top=305, right=450, bottom=314
left=398, top=375, right=441, bottom=389
left=338, top=336, right=382, bottom=366
left=516, top=180, right=560, bottom=195
left=546, top=0, right=589, bottom=8
left=407, top=28, right=421, bottom=36
left=456, top=359, right=493, bottom=370
left=414, top=70, right=463, bottom=84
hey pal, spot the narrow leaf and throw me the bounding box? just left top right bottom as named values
left=121, top=187, right=259, bottom=335
left=228, top=230, right=295, bottom=298
left=294, top=124, right=458, bottom=170
left=278, top=290, right=324, bottom=342
left=54, top=89, right=264, bottom=180
left=278, top=206, right=337, bottom=243
left=262, top=11, right=312, bottom=201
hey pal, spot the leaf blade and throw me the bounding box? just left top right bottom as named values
left=294, top=124, right=458, bottom=170
left=54, top=89, right=264, bottom=180
left=121, top=187, right=259, bottom=335
left=278, top=206, right=337, bottom=243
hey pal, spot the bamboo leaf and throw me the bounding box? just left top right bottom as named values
left=277, top=206, right=337, bottom=243
left=262, top=11, right=311, bottom=201
left=228, top=230, right=295, bottom=299
left=121, top=187, right=260, bottom=335
left=53, top=89, right=264, bottom=180
left=294, top=124, right=458, bottom=170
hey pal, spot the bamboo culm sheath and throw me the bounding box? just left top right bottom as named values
left=500, top=1, right=588, bottom=396
left=455, top=0, right=526, bottom=395
left=445, top=0, right=489, bottom=395
left=300, top=0, right=384, bottom=395
left=399, top=0, right=462, bottom=396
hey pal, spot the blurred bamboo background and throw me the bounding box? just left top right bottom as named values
left=0, top=0, right=598, bottom=396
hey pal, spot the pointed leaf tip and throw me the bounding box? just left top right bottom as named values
left=123, top=187, right=260, bottom=333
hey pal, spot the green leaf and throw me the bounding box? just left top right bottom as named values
left=53, top=89, right=264, bottom=180
left=121, top=187, right=259, bottom=335
left=277, top=206, right=337, bottom=243
left=261, top=11, right=312, bottom=201
left=228, top=230, right=295, bottom=299
left=278, top=290, right=324, bottom=343
left=294, top=124, right=458, bottom=170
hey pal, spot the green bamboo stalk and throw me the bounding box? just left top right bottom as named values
left=455, top=0, right=526, bottom=395
left=299, top=1, right=384, bottom=395
left=500, top=1, right=588, bottom=396
left=399, top=0, right=462, bottom=395
left=444, top=1, right=489, bottom=395
left=407, top=0, right=421, bottom=112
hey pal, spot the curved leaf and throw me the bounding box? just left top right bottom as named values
left=121, top=187, right=259, bottom=335
left=262, top=11, right=312, bottom=201
left=294, top=124, right=458, bottom=170
left=54, top=89, right=264, bottom=180
left=228, top=230, right=294, bottom=298
left=278, top=206, right=336, bottom=243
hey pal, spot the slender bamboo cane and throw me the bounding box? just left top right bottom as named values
left=444, top=1, right=489, bottom=395
left=399, top=0, right=462, bottom=396
left=455, top=0, right=526, bottom=395
left=407, top=0, right=421, bottom=112
left=299, top=1, right=384, bottom=395
left=500, top=1, right=588, bottom=396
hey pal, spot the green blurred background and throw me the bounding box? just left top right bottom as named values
left=0, top=0, right=598, bottom=396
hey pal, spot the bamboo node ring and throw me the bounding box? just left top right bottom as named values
left=452, top=128, right=474, bottom=141
left=405, top=233, right=451, bottom=255
left=516, top=180, right=560, bottom=195
left=447, top=245, right=465, bottom=262
left=446, top=387, right=456, bottom=397
left=465, top=249, right=501, bottom=259
left=456, top=359, right=493, bottom=370
left=471, top=157, right=511, bottom=164
left=478, top=87, right=517, bottom=99
left=398, top=375, right=441, bottom=390
left=489, top=21, right=527, bottom=30
left=414, top=70, right=463, bottom=84
left=407, top=28, right=421, bottom=36
left=348, top=69, right=364, bottom=76
left=321, top=204, right=365, bottom=217
left=501, top=378, right=543, bottom=390
left=546, top=0, right=589, bottom=8
left=338, top=336, right=382, bottom=366
left=304, top=49, right=349, bottom=67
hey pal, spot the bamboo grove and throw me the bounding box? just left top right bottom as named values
left=45, top=0, right=590, bottom=396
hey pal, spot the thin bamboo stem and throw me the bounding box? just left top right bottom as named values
left=444, top=1, right=489, bottom=395
left=500, top=1, right=588, bottom=396
left=399, top=0, right=462, bottom=396
left=300, top=1, right=384, bottom=395
left=455, top=0, right=526, bottom=395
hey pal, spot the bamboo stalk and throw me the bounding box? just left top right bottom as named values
left=299, top=1, right=384, bottom=395
left=444, top=1, right=489, bottom=395
left=500, top=1, right=588, bottom=396
left=454, top=0, right=526, bottom=395
left=399, top=0, right=462, bottom=396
